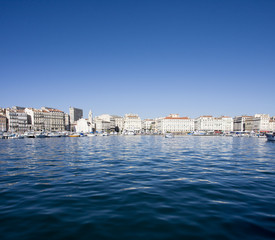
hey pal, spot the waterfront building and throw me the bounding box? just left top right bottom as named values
left=41, top=107, right=65, bottom=132
left=269, top=117, right=275, bottom=132
left=6, top=108, right=28, bottom=133
left=159, top=114, right=194, bottom=133
left=112, top=115, right=124, bottom=132
left=244, top=114, right=270, bottom=132
left=65, top=114, right=70, bottom=131
left=69, top=107, right=83, bottom=124
left=94, top=114, right=115, bottom=132
left=88, top=110, right=93, bottom=125
left=94, top=118, right=111, bottom=132
left=142, top=119, right=155, bottom=133
left=123, top=114, right=142, bottom=133
left=25, top=108, right=45, bottom=131
left=233, top=116, right=253, bottom=131
left=0, top=114, right=7, bottom=132
left=75, top=118, right=92, bottom=133
left=195, top=115, right=233, bottom=132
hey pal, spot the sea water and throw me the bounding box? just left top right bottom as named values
left=0, top=136, right=275, bottom=240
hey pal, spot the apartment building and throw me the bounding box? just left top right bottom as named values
left=123, top=114, right=142, bottom=133
left=159, top=114, right=194, bottom=133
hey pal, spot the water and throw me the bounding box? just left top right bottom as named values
left=0, top=136, right=275, bottom=240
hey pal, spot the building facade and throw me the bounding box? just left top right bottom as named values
left=0, top=114, right=7, bottom=132
left=6, top=108, right=28, bottom=133
left=41, top=107, right=65, bottom=132
left=195, top=115, right=233, bottom=132
left=158, top=114, right=194, bottom=133
left=69, top=107, right=83, bottom=124
left=123, top=114, right=142, bottom=133
left=25, top=108, right=45, bottom=131
left=75, top=118, right=92, bottom=133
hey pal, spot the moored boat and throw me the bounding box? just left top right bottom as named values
left=165, top=133, right=174, bottom=138
left=35, top=133, right=46, bottom=138
left=265, top=133, right=275, bottom=141
left=69, top=134, right=80, bottom=137
left=47, top=132, right=62, bottom=137
left=87, top=133, right=96, bottom=137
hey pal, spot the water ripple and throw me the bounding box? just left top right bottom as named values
left=0, top=136, right=275, bottom=240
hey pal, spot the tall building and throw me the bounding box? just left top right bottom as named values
left=65, top=114, right=70, bottom=131
left=88, top=110, right=93, bottom=124
left=69, top=107, right=83, bottom=123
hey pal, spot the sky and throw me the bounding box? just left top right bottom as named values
left=0, top=0, right=274, bottom=119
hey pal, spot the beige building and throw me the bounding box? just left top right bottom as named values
left=41, top=107, right=65, bottom=132
left=269, top=117, right=275, bottom=132
left=112, top=115, right=124, bottom=132
left=25, top=108, right=45, bottom=131
left=142, top=119, right=155, bottom=133
left=244, top=114, right=270, bottom=132
left=123, top=114, right=142, bottom=133
left=0, top=114, right=7, bottom=132
left=158, top=114, right=194, bottom=133
left=195, top=115, right=233, bottom=132
left=6, top=108, right=28, bottom=133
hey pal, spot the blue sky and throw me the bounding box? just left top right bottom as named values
left=0, top=0, right=274, bottom=119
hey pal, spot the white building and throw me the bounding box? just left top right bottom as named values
left=6, top=108, right=28, bottom=133
left=269, top=117, right=275, bottom=132
left=123, top=114, right=142, bottom=133
left=244, top=114, right=270, bottom=132
left=195, top=115, right=233, bottom=132
left=112, top=115, right=124, bottom=132
left=142, top=119, right=155, bottom=133
left=25, top=108, right=45, bottom=131
left=158, top=114, right=194, bottom=133
left=94, top=114, right=115, bottom=132
left=75, top=118, right=92, bottom=133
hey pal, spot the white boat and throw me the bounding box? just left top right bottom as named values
left=165, top=133, right=174, bottom=138
left=24, top=132, right=35, bottom=138
left=87, top=133, right=96, bottom=137
left=35, top=133, right=46, bottom=138
left=9, top=134, right=24, bottom=139
left=99, top=132, right=109, bottom=136
left=47, top=132, right=62, bottom=137
left=266, top=133, right=275, bottom=141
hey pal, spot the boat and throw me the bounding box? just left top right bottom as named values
left=69, top=134, right=80, bottom=137
left=47, top=132, right=62, bottom=137
left=35, top=133, right=46, bottom=138
left=165, top=133, right=174, bottom=138
left=265, top=133, right=275, bottom=141
left=87, top=133, right=96, bottom=137
left=8, top=134, right=24, bottom=139
left=24, top=132, right=35, bottom=138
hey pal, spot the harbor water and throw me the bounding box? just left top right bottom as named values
left=1, top=136, right=275, bottom=240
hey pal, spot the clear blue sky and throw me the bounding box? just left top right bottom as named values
left=0, top=0, right=274, bottom=119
